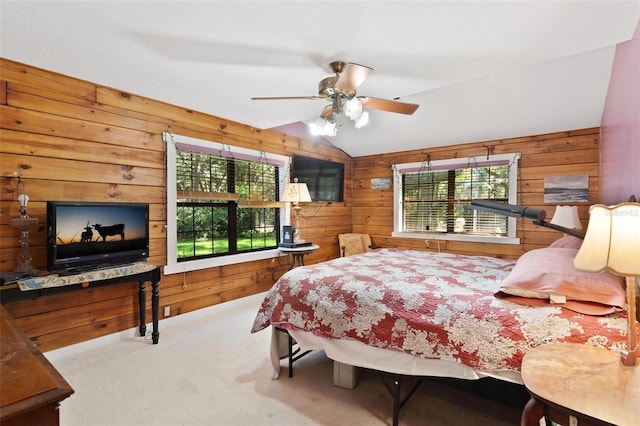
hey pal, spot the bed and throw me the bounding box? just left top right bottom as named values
left=251, top=245, right=635, bottom=423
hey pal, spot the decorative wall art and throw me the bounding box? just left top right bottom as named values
left=543, top=175, right=589, bottom=203
left=371, top=177, right=392, bottom=190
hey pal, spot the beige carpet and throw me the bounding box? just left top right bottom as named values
left=46, top=292, right=525, bottom=426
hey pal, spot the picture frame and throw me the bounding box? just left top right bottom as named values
left=543, top=175, right=589, bottom=203
left=282, top=225, right=294, bottom=244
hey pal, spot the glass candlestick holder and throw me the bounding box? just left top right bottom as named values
left=9, top=216, right=39, bottom=273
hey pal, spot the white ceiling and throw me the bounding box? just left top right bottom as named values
left=1, top=1, right=639, bottom=157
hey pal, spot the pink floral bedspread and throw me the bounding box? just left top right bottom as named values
left=252, top=249, right=633, bottom=372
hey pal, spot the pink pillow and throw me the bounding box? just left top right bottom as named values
left=549, top=235, right=583, bottom=249
left=496, top=247, right=625, bottom=315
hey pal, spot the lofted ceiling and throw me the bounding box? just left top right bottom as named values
left=1, top=1, right=639, bottom=157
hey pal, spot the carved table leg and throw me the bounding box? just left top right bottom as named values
left=151, top=280, right=160, bottom=344
left=138, top=281, right=146, bottom=337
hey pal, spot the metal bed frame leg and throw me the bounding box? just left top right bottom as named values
left=287, top=332, right=294, bottom=378
left=379, top=373, right=423, bottom=426
left=280, top=328, right=312, bottom=378
left=392, top=375, right=401, bottom=426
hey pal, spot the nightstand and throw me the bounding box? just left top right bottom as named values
left=520, top=343, right=639, bottom=426
left=278, top=244, right=319, bottom=269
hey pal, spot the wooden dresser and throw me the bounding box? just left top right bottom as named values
left=0, top=305, right=74, bottom=425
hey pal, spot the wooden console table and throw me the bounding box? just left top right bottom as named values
left=0, top=305, right=74, bottom=425
left=0, top=262, right=161, bottom=344
left=521, top=343, right=639, bottom=426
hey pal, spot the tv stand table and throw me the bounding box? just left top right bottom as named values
left=0, top=262, right=161, bottom=344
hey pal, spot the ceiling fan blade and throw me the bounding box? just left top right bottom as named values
left=360, top=97, right=420, bottom=115
left=334, top=63, right=373, bottom=93
left=128, top=31, right=323, bottom=69
left=251, top=96, right=325, bottom=101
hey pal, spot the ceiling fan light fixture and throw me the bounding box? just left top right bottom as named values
left=323, top=119, right=337, bottom=136
left=309, top=116, right=337, bottom=137
left=309, top=116, right=327, bottom=136
left=353, top=110, right=369, bottom=129
left=259, top=60, right=418, bottom=137
left=343, top=98, right=363, bottom=120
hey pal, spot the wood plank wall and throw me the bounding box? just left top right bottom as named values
left=0, top=58, right=353, bottom=351
left=352, top=128, right=600, bottom=258
left=0, top=58, right=600, bottom=352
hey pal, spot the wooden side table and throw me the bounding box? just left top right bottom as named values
left=278, top=244, right=319, bottom=269
left=520, top=343, right=640, bottom=426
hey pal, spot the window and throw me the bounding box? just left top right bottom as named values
left=164, top=133, right=290, bottom=273
left=392, top=153, right=521, bottom=244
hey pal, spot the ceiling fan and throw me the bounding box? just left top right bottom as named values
left=251, top=61, right=419, bottom=136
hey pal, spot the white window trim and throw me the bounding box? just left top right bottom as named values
left=163, top=132, right=291, bottom=275
left=391, top=152, right=521, bottom=245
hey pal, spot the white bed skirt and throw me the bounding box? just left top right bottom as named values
left=270, top=327, right=523, bottom=386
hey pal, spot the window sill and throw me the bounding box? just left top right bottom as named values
left=164, top=249, right=281, bottom=275
left=391, top=231, right=520, bottom=245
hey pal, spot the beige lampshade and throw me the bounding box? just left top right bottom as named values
left=282, top=180, right=312, bottom=204
left=573, top=202, right=640, bottom=276
left=550, top=205, right=583, bottom=230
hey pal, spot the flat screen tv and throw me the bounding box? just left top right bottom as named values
left=46, top=201, right=149, bottom=272
left=292, top=155, right=344, bottom=202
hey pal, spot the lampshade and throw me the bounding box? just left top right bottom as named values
left=573, top=203, right=640, bottom=275
left=323, top=120, right=337, bottom=137
left=282, top=180, right=312, bottom=204
left=343, top=98, right=363, bottom=119
left=573, top=202, right=640, bottom=366
left=308, top=117, right=326, bottom=136
left=308, top=117, right=337, bottom=137
left=550, top=205, right=583, bottom=230
left=353, top=110, right=369, bottom=129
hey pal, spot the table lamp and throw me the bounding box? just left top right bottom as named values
left=573, top=202, right=640, bottom=366
left=550, top=205, right=583, bottom=233
left=282, top=178, right=312, bottom=244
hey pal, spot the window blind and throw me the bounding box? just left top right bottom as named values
left=175, top=143, right=282, bottom=206
left=395, top=154, right=519, bottom=237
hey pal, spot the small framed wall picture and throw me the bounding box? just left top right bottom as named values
left=371, top=177, right=392, bottom=190
left=543, top=175, right=589, bottom=203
